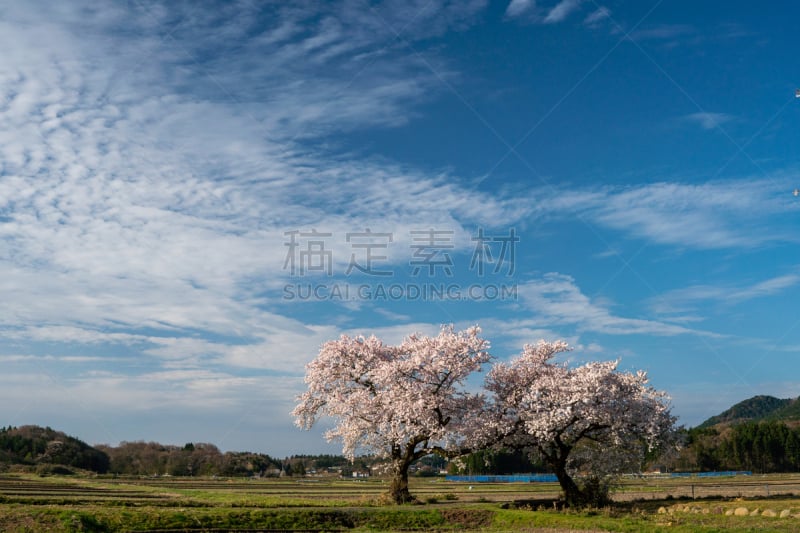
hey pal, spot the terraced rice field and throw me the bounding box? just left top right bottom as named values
left=2, top=473, right=800, bottom=531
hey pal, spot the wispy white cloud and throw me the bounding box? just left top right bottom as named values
left=543, top=0, right=583, bottom=24
left=505, top=0, right=536, bottom=18
left=505, top=0, right=585, bottom=23
left=620, top=22, right=748, bottom=49
left=628, top=24, right=695, bottom=42
left=560, top=178, right=799, bottom=250
left=0, top=354, right=115, bottom=363
left=583, top=6, right=610, bottom=27
left=683, top=111, right=735, bottom=130
left=651, top=273, right=800, bottom=316
left=516, top=273, right=715, bottom=337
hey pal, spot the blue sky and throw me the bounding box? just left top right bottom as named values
left=1, top=0, right=799, bottom=456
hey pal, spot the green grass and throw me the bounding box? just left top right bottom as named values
left=2, top=473, right=800, bottom=531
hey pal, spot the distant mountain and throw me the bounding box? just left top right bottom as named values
left=0, top=425, right=109, bottom=473
left=698, top=395, right=800, bottom=428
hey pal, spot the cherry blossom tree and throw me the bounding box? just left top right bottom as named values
left=293, top=325, right=490, bottom=503
left=486, top=341, right=675, bottom=507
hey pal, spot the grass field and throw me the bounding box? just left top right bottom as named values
left=2, top=473, right=800, bottom=532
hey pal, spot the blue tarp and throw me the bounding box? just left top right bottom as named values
left=668, top=471, right=751, bottom=477
left=690, top=471, right=752, bottom=477
left=445, top=474, right=558, bottom=483
left=445, top=471, right=752, bottom=483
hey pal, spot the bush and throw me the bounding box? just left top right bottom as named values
left=36, top=464, right=75, bottom=476
left=577, top=476, right=612, bottom=508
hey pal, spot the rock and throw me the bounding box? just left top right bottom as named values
left=657, top=506, right=667, bottom=514
left=750, top=508, right=760, bottom=516
left=725, top=509, right=734, bottom=516
left=711, top=506, right=723, bottom=515
left=762, top=509, right=777, bottom=517
left=780, top=509, right=791, bottom=518
left=734, top=507, right=750, bottom=516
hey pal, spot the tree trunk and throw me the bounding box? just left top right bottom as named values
left=542, top=439, right=594, bottom=508
left=552, top=460, right=584, bottom=507
left=389, top=456, right=414, bottom=504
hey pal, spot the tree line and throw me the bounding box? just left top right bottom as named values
left=673, top=421, right=800, bottom=473
left=0, top=425, right=362, bottom=478
left=95, top=441, right=283, bottom=477
left=447, top=449, right=549, bottom=475
left=8, top=421, right=796, bottom=479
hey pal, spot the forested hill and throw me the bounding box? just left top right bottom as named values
left=698, top=395, right=800, bottom=428
left=0, top=425, right=351, bottom=478
left=0, top=425, right=110, bottom=473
